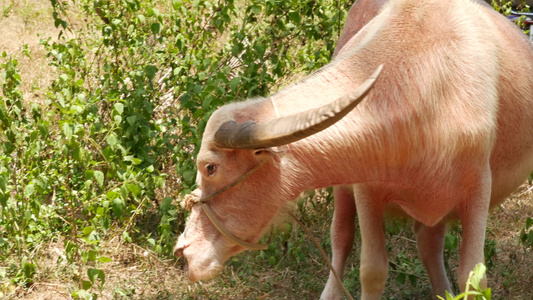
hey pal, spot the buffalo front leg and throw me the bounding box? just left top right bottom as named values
left=414, top=221, right=453, bottom=298
left=321, top=185, right=357, bottom=300
left=354, top=185, right=388, bottom=300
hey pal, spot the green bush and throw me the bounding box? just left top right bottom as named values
left=1, top=0, right=352, bottom=296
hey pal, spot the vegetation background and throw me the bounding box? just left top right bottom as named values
left=0, top=0, right=532, bottom=299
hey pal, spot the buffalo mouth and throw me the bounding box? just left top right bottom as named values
left=183, top=261, right=189, bottom=275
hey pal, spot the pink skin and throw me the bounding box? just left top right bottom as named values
left=175, top=0, right=533, bottom=298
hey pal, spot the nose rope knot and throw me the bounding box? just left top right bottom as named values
left=183, top=193, right=199, bottom=211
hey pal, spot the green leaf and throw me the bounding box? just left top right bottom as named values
left=172, top=0, right=181, bottom=10
left=251, top=5, right=261, bottom=14
left=289, top=11, right=301, bottom=25
left=106, top=190, right=118, bottom=200
left=482, top=288, right=492, bottom=300
left=181, top=170, right=196, bottom=184
left=444, top=233, right=458, bottom=251
left=22, top=260, right=35, bottom=279
left=120, top=185, right=128, bottom=200
left=62, top=123, right=72, bottom=140
left=469, top=263, right=486, bottom=291
left=526, top=217, right=533, bottom=229
left=114, top=115, right=122, bottom=125
left=408, top=274, right=418, bottom=286
left=122, top=231, right=132, bottom=243
left=106, top=134, right=118, bottom=147
left=160, top=197, right=173, bottom=214
left=94, top=171, right=104, bottom=187
left=69, top=105, right=82, bottom=114
left=232, top=43, right=243, bottom=56
left=99, top=256, right=113, bottom=263
left=114, top=103, right=124, bottom=115
left=127, top=184, right=141, bottom=197
left=151, top=22, right=161, bottom=34
left=145, top=65, right=157, bottom=80
left=0, top=196, right=6, bottom=209
left=198, top=72, right=206, bottom=81
left=83, top=226, right=94, bottom=237
left=127, top=115, right=137, bottom=126
left=82, top=280, right=92, bottom=290
left=0, top=175, right=7, bottom=193
left=395, top=272, right=406, bottom=285
left=88, top=250, right=97, bottom=262
left=87, top=268, right=105, bottom=286
left=24, top=184, right=35, bottom=197
left=112, top=198, right=125, bottom=218
left=268, top=256, right=276, bottom=266
left=229, top=77, right=240, bottom=92
left=254, top=44, right=266, bottom=57
left=436, top=290, right=454, bottom=300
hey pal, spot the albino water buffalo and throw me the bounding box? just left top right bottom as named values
left=324, top=0, right=533, bottom=299
left=175, top=0, right=533, bottom=298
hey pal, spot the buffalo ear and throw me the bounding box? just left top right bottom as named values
left=253, top=148, right=271, bottom=157
left=254, top=148, right=275, bottom=161
left=253, top=148, right=283, bottom=165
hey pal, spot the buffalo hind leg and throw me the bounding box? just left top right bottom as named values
left=320, top=185, right=357, bottom=300
left=457, top=169, right=491, bottom=297
left=414, top=221, right=453, bottom=298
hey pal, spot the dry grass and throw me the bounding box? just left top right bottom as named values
left=1, top=1, right=533, bottom=299
left=484, top=185, right=533, bottom=299
left=0, top=0, right=60, bottom=103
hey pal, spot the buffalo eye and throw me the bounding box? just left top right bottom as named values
left=206, top=164, right=217, bottom=176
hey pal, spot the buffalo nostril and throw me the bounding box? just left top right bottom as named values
left=174, top=244, right=188, bottom=257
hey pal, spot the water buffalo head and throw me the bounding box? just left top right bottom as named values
left=174, top=66, right=382, bottom=281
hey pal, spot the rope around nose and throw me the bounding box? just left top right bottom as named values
left=183, top=159, right=269, bottom=250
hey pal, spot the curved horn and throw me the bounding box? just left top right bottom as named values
left=214, top=65, right=383, bottom=149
